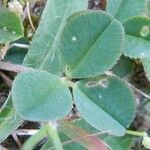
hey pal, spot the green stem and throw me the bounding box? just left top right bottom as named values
left=126, top=130, right=144, bottom=137
left=22, top=126, right=47, bottom=150
left=46, top=122, right=63, bottom=150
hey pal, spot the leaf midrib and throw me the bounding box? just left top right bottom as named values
left=115, top=0, right=125, bottom=18
left=0, top=108, right=16, bottom=129
left=77, top=86, right=125, bottom=128
left=38, top=1, right=71, bottom=70
left=70, top=20, right=114, bottom=72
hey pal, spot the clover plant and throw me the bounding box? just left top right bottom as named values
left=0, top=0, right=150, bottom=149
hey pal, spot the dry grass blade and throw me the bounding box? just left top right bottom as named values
left=0, top=61, right=33, bottom=73
left=58, top=120, right=110, bottom=150
left=26, top=2, right=35, bottom=32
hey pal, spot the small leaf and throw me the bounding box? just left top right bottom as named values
left=112, top=55, right=134, bottom=78
left=0, top=8, right=23, bottom=43
left=0, top=95, right=23, bottom=142
left=142, top=58, right=150, bottom=80
left=123, top=16, right=150, bottom=59
left=61, top=11, right=124, bottom=78
left=4, top=38, right=28, bottom=64
left=73, top=76, right=135, bottom=136
left=12, top=70, right=72, bottom=122
left=102, top=135, right=133, bottom=150
left=106, top=0, right=145, bottom=23
left=23, top=0, right=87, bottom=76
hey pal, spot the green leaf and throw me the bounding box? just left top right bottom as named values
left=72, top=119, right=132, bottom=150
left=102, top=135, right=133, bottom=150
left=42, top=119, right=109, bottom=150
left=22, top=123, right=63, bottom=150
left=0, top=8, right=24, bottom=43
left=112, top=55, right=134, bottom=78
left=4, top=38, right=28, bottom=64
left=12, top=70, right=72, bottom=122
left=43, top=119, right=133, bottom=150
left=106, top=0, right=145, bottom=23
left=142, top=58, right=150, bottom=80
left=123, top=16, right=150, bottom=59
left=0, top=38, right=28, bottom=142
left=0, top=95, right=23, bottom=142
left=61, top=11, right=124, bottom=78
left=22, top=124, right=47, bottom=150
left=59, top=120, right=109, bottom=150
left=74, top=119, right=133, bottom=150
left=73, top=76, right=135, bottom=136
left=23, top=0, right=87, bottom=76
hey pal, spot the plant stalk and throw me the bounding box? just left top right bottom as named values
left=22, top=126, right=47, bottom=150
left=126, top=130, right=144, bottom=137
left=46, top=122, right=63, bottom=150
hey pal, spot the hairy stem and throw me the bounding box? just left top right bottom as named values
left=126, top=130, right=144, bottom=137
left=46, top=122, right=63, bottom=150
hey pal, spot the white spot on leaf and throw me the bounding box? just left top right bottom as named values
left=86, top=79, right=109, bottom=88
left=140, top=26, right=149, bottom=37
left=86, top=81, right=98, bottom=88
left=141, top=52, right=145, bottom=57
left=99, top=79, right=109, bottom=88
left=99, top=94, right=102, bottom=99
left=72, top=36, right=77, bottom=41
